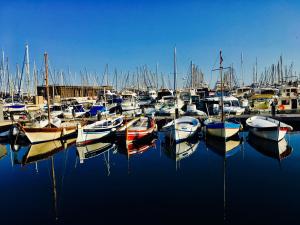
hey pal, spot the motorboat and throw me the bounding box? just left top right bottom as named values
left=63, top=104, right=86, bottom=119
left=246, top=116, right=293, bottom=141
left=184, top=104, right=207, bottom=116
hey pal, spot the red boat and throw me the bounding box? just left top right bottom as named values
left=117, top=116, right=156, bottom=143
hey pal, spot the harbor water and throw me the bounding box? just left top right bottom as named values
left=0, top=131, right=299, bottom=225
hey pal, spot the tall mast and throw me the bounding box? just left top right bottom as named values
left=1, top=51, right=4, bottom=97
left=255, top=57, right=258, bottom=84
left=240, top=52, right=244, bottom=87
left=156, top=63, right=159, bottom=90
left=25, top=44, right=30, bottom=96
left=33, top=60, right=38, bottom=96
left=220, top=50, right=224, bottom=123
left=173, top=47, right=177, bottom=94
left=44, top=53, right=51, bottom=127
left=190, top=61, right=193, bottom=88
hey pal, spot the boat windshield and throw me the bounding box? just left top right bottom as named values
left=232, top=100, right=240, bottom=107
left=224, top=101, right=231, bottom=107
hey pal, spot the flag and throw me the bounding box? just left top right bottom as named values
left=220, top=50, right=223, bottom=66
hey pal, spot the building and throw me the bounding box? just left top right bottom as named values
left=37, top=85, right=113, bottom=99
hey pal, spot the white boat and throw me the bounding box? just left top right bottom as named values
left=76, top=115, right=123, bottom=145
left=204, top=118, right=241, bottom=139
left=21, top=120, right=80, bottom=144
left=162, top=116, right=200, bottom=142
left=148, top=89, right=157, bottom=100
left=157, top=95, right=184, bottom=115
left=206, top=96, right=245, bottom=115
left=63, top=105, right=86, bottom=119
left=246, top=116, right=293, bottom=141
left=121, top=91, right=140, bottom=111
left=184, top=104, right=207, bottom=116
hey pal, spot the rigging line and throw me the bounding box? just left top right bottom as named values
left=209, top=53, right=220, bottom=87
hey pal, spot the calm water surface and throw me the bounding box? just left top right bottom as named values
left=0, top=131, right=300, bottom=225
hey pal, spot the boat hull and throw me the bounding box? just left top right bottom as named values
left=76, top=128, right=111, bottom=146
left=248, top=127, right=287, bottom=142
left=163, top=117, right=200, bottom=142
left=22, top=126, right=77, bottom=144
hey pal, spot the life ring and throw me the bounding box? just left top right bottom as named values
left=278, top=104, right=285, bottom=110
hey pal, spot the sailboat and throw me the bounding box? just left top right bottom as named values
left=20, top=53, right=82, bottom=144
left=204, top=51, right=241, bottom=139
left=161, top=47, right=200, bottom=142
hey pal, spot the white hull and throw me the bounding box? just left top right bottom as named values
left=246, top=116, right=292, bottom=142
left=24, top=126, right=77, bottom=143
left=77, top=128, right=110, bottom=145
left=63, top=112, right=86, bottom=119
left=163, top=116, right=200, bottom=142
left=121, top=105, right=140, bottom=111
left=249, top=128, right=286, bottom=142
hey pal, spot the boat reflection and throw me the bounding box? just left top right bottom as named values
left=22, top=138, right=76, bottom=165
left=163, top=138, right=199, bottom=162
left=248, top=133, right=292, bottom=160
left=76, top=142, right=116, bottom=163
left=0, top=144, right=7, bottom=160
left=205, top=134, right=242, bottom=158
left=118, top=135, right=157, bottom=157
left=206, top=135, right=242, bottom=221
left=22, top=138, right=76, bottom=222
left=76, top=142, right=115, bottom=176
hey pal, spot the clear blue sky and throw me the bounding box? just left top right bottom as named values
left=1, top=0, right=300, bottom=87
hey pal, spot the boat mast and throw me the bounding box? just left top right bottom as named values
left=220, top=50, right=224, bottom=122
left=190, top=60, right=193, bottom=89
left=44, top=53, right=51, bottom=127
left=25, top=44, right=30, bottom=97
left=174, top=47, right=177, bottom=96
left=241, top=52, right=244, bottom=87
